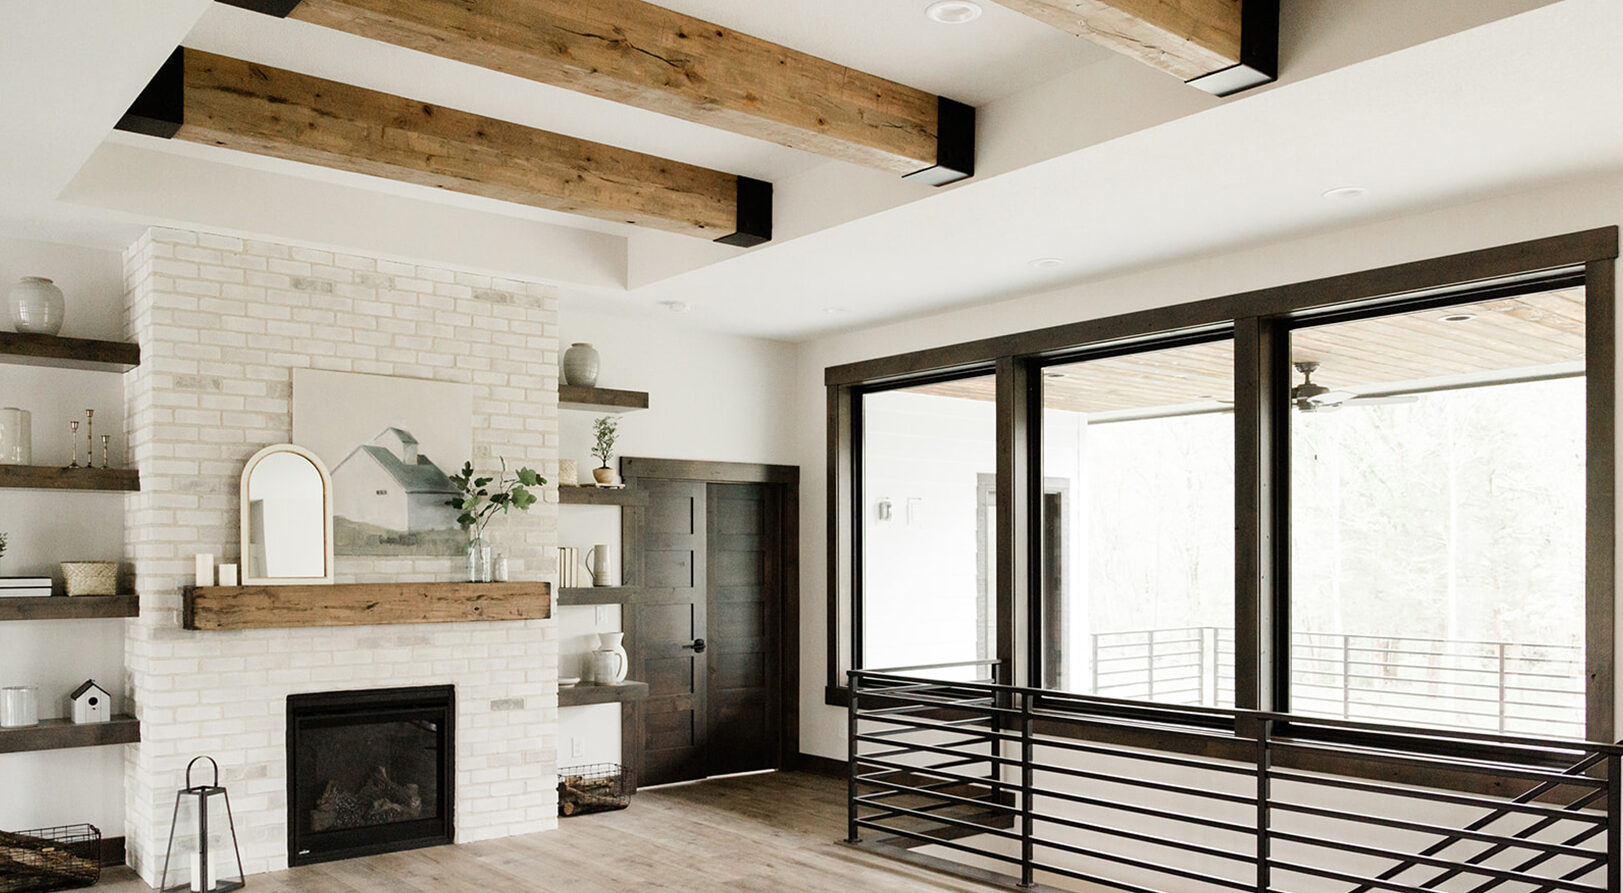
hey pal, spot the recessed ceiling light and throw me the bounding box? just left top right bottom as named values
left=1043, top=371, right=1066, bottom=379
left=925, top=1, right=983, bottom=24
left=661, top=300, right=690, bottom=313
left=1440, top=313, right=1476, bottom=323
left=1195, top=394, right=1218, bottom=401
left=1322, top=186, right=1369, bottom=200
left=1029, top=257, right=1064, bottom=269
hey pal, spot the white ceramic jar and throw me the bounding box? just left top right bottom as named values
left=0, top=407, right=31, bottom=465
left=562, top=342, right=600, bottom=387
left=0, top=686, right=39, bottom=728
left=8, top=277, right=66, bottom=335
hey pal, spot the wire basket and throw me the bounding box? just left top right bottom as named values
left=0, top=824, right=101, bottom=893
left=557, top=763, right=628, bottom=817
left=59, top=563, right=117, bottom=597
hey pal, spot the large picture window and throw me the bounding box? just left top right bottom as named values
left=1287, top=288, right=1587, bottom=735
left=827, top=228, right=1615, bottom=743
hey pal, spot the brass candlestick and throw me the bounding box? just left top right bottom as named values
left=84, top=410, right=94, bottom=469
left=67, top=420, right=80, bottom=469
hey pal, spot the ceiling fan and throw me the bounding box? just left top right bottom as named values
left=1292, top=361, right=1418, bottom=412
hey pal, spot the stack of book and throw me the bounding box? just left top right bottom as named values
left=557, top=547, right=582, bottom=588
left=0, top=577, right=53, bottom=598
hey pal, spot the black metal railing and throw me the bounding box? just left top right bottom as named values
left=847, top=662, right=1621, bottom=893
left=1091, top=627, right=1585, bottom=737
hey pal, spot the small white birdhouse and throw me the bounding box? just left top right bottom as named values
left=70, top=679, right=111, bottom=724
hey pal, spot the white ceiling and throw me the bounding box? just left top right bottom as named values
left=0, top=0, right=1609, bottom=342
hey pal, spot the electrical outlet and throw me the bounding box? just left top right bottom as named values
left=570, top=737, right=584, bottom=759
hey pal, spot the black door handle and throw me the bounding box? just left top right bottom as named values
left=685, top=638, right=706, bottom=654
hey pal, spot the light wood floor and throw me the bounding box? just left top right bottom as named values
left=100, top=771, right=995, bottom=891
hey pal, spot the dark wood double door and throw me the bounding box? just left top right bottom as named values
left=626, top=470, right=795, bottom=787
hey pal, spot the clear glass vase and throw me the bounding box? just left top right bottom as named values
left=467, top=533, right=493, bottom=583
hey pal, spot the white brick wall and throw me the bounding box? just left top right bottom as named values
left=120, top=228, right=561, bottom=883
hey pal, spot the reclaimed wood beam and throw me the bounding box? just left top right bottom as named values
left=115, top=48, right=772, bottom=245
left=215, top=0, right=975, bottom=185
left=994, top=0, right=1276, bottom=96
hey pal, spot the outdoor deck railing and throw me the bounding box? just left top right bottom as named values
left=847, top=661, right=1622, bottom=893
left=1091, top=627, right=1585, bottom=737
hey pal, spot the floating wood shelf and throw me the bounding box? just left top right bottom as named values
left=559, top=680, right=649, bottom=708
left=558, top=385, right=649, bottom=414
left=0, top=716, right=140, bottom=754
left=558, top=486, right=647, bottom=506
left=0, top=595, right=138, bottom=622
left=559, top=586, right=645, bottom=606
left=0, top=331, right=140, bottom=372
left=0, top=465, right=139, bottom=491
left=184, top=581, right=552, bottom=630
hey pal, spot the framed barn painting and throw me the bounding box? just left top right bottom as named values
left=292, top=369, right=473, bottom=556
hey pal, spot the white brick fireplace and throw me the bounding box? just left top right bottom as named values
left=120, top=228, right=561, bottom=883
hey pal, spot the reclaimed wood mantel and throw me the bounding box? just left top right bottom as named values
left=183, top=581, right=551, bottom=630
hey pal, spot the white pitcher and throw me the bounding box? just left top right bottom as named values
left=592, top=631, right=629, bottom=683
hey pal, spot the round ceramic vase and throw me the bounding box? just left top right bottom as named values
left=9, top=277, right=65, bottom=335
left=562, top=342, right=600, bottom=387
left=0, top=407, right=31, bottom=465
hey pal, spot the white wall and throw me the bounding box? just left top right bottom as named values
left=553, top=306, right=800, bottom=767
left=796, top=169, right=1623, bottom=759
left=0, top=236, right=130, bottom=835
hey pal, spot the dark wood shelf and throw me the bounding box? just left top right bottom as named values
left=559, top=385, right=649, bottom=414
left=0, top=595, right=138, bottom=622
left=558, top=486, right=647, bottom=506
left=186, top=581, right=552, bottom=630
left=0, top=465, right=139, bottom=491
left=0, top=331, right=140, bottom=372
left=0, top=715, right=140, bottom=754
left=559, top=680, right=649, bottom=708
left=557, top=586, right=657, bottom=606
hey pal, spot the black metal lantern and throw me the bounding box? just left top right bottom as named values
left=160, top=756, right=246, bottom=892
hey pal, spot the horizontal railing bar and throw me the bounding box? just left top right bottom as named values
left=851, top=820, right=1024, bottom=866
left=1030, top=810, right=1253, bottom=865
left=855, top=736, right=1019, bottom=766
left=854, top=775, right=1018, bottom=815
left=1029, top=835, right=1255, bottom=892
left=1268, top=828, right=1604, bottom=892
left=856, top=767, right=1008, bottom=798
left=852, top=798, right=1024, bottom=843
left=856, top=699, right=995, bottom=718
left=1270, top=799, right=1606, bottom=859
left=1028, top=760, right=1257, bottom=806
left=857, top=712, right=1012, bottom=737
left=1026, top=785, right=1256, bottom=836
left=860, top=659, right=1002, bottom=673
left=1270, top=857, right=1609, bottom=893
left=1255, top=711, right=1620, bottom=755
left=1475, top=823, right=1607, bottom=893
left=1269, top=738, right=1607, bottom=784
left=855, top=756, right=1021, bottom=791
left=1395, top=790, right=1607, bottom=893
left=1031, top=857, right=1244, bottom=893
left=860, top=748, right=1004, bottom=771
left=1026, top=733, right=1256, bottom=776
left=1265, top=769, right=1608, bottom=823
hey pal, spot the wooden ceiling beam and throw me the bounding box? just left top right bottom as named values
left=995, top=0, right=1277, bottom=96
left=216, top=0, right=976, bottom=186
left=114, top=48, right=771, bottom=245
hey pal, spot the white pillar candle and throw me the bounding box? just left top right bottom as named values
left=218, top=563, right=239, bottom=587
left=195, top=553, right=214, bottom=587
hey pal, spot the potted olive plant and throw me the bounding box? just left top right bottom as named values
left=591, top=416, right=620, bottom=485
left=447, top=459, right=544, bottom=582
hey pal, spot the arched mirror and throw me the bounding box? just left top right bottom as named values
left=240, top=444, right=334, bottom=585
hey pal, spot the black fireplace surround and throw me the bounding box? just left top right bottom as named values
left=286, top=685, right=454, bottom=866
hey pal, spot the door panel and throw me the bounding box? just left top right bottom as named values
left=629, top=479, right=707, bottom=786
left=705, top=483, right=781, bottom=777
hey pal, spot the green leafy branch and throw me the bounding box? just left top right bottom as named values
left=592, top=416, right=619, bottom=468
left=446, top=458, right=545, bottom=535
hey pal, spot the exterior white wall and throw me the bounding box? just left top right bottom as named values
left=797, top=169, right=1623, bottom=760
left=120, top=228, right=561, bottom=883
left=0, top=236, right=130, bottom=836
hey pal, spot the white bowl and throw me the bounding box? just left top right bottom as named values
left=559, top=677, right=581, bottom=687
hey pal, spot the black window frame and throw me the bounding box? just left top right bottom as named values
left=827, top=228, right=1618, bottom=750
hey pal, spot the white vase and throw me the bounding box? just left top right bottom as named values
left=593, top=631, right=629, bottom=683
left=558, top=458, right=579, bottom=487
left=8, top=277, right=65, bottom=335
left=589, top=544, right=612, bottom=586
left=0, top=408, right=31, bottom=465
left=0, top=686, right=39, bottom=728
left=562, top=342, right=600, bottom=387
